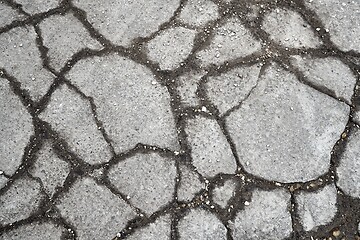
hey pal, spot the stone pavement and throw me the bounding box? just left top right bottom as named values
left=0, top=0, right=359, bottom=239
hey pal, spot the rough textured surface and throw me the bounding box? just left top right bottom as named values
left=226, top=64, right=349, bottom=183
left=126, top=214, right=171, bottom=240
left=178, top=208, right=227, bottom=240
left=14, top=0, right=60, bottom=14
left=230, top=189, right=292, bottom=239
left=1, top=221, right=66, bottom=239
left=0, top=2, right=25, bottom=27
left=0, top=26, right=54, bottom=101
left=177, top=70, right=204, bottom=107
left=146, top=27, right=197, bottom=70
left=0, top=175, right=8, bottom=189
left=72, top=0, right=180, bottom=46
left=56, top=177, right=136, bottom=240
left=39, top=84, right=112, bottom=165
left=178, top=164, right=203, bottom=202
left=108, top=152, right=177, bottom=215
left=304, top=0, right=360, bottom=52
left=67, top=54, right=179, bottom=153
left=178, top=0, right=219, bottom=27
left=185, top=115, right=237, bottom=177
left=0, top=78, right=33, bottom=176
left=337, top=128, right=360, bottom=199
left=262, top=8, right=321, bottom=48
left=212, top=179, right=237, bottom=208
left=296, top=184, right=338, bottom=231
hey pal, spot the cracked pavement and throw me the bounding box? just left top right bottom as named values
left=0, top=0, right=359, bottom=239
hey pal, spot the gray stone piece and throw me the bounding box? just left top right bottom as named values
left=337, top=127, right=360, bottom=199
left=0, top=2, right=25, bottom=27
left=39, top=12, right=102, bottom=71
left=304, top=0, right=360, bottom=52
left=196, top=17, right=262, bottom=67
left=178, top=164, right=204, bottom=202
left=0, top=26, right=54, bottom=101
left=185, top=115, right=237, bottom=177
left=354, top=110, right=360, bottom=126
left=39, top=84, right=112, bottom=165
left=290, top=55, right=356, bottom=103
left=230, top=188, right=292, bottom=239
left=178, top=208, right=227, bottom=240
left=0, top=175, right=8, bottom=189
left=177, top=0, right=219, bottom=28
left=72, top=0, right=180, bottom=46
left=177, top=70, right=205, bottom=107
left=66, top=54, right=179, bottom=153
left=205, top=64, right=261, bottom=115
left=56, top=177, right=136, bottom=240
left=0, top=78, right=33, bottom=176
left=296, top=184, right=338, bottom=232
left=226, top=63, right=349, bottom=183
left=29, top=141, right=70, bottom=197
left=146, top=27, right=197, bottom=70
left=0, top=178, right=43, bottom=226
left=108, top=152, right=177, bottom=215
left=1, top=221, right=66, bottom=239
left=126, top=214, right=171, bottom=240
left=212, top=179, right=237, bottom=208
left=262, top=8, right=321, bottom=48
left=14, top=0, right=60, bottom=14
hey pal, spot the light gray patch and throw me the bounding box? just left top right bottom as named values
left=72, top=0, right=180, bottom=46
left=39, top=12, right=102, bottom=71
left=1, top=221, right=66, bottom=239
left=304, top=0, right=360, bottom=52
left=108, top=152, right=177, bottom=215
left=0, top=78, right=33, bottom=176
left=177, top=164, right=203, bottom=202
left=126, top=214, right=171, bottom=240
left=296, top=184, right=338, bottom=231
left=146, top=27, right=197, bottom=70
left=0, top=178, right=43, bottom=225
left=178, top=208, right=227, bottom=240
left=29, top=140, right=71, bottom=197
left=230, top=188, right=292, bottom=239
left=177, top=0, right=219, bottom=28
left=262, top=8, right=321, bottom=48
left=0, top=175, right=9, bottom=189
left=206, top=64, right=261, bottom=115
left=0, top=2, right=25, bottom=27
left=290, top=55, right=356, bottom=103
left=196, top=17, right=262, bottom=67
left=56, top=177, right=136, bottom=240
left=337, top=127, right=360, bottom=199
left=14, top=0, right=60, bottom=14
left=185, top=115, right=237, bottom=177
left=226, top=63, right=349, bottom=183
left=39, top=84, right=112, bottom=165
left=177, top=70, right=205, bottom=107
left=0, top=26, right=54, bottom=101
left=212, top=179, right=237, bottom=208
left=66, top=54, right=179, bottom=153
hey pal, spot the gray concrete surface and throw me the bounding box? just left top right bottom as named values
left=0, top=0, right=359, bottom=239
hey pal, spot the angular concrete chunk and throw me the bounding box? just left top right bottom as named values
left=196, top=17, right=262, bottom=67
left=29, top=141, right=70, bottom=197
left=291, top=55, right=356, bottom=103
left=14, top=0, right=59, bottom=14
left=212, top=179, right=237, bottom=208
left=0, top=175, right=8, bottom=189
left=0, top=78, right=33, bottom=176
left=178, top=209, right=227, bottom=240
left=67, top=54, right=179, bottom=153
left=0, top=2, right=25, bottom=27
left=296, top=184, right=337, bottom=231
left=206, top=64, right=261, bottom=115
left=39, top=12, right=102, bottom=71
left=126, top=214, right=171, bottom=240
left=0, top=26, right=54, bottom=101
left=185, top=116, right=237, bottom=177
left=178, top=164, right=203, bottom=202
left=304, top=0, right=360, bottom=52
left=0, top=178, right=43, bottom=225
left=39, top=84, right=112, bottom=165
left=337, top=128, right=360, bottom=199
left=1, top=221, right=66, bottom=240
left=262, top=8, right=321, bottom=48
left=226, top=64, right=349, bottom=183
left=72, top=0, right=180, bottom=46
left=178, top=0, right=219, bottom=27
left=230, top=189, right=292, bottom=239
left=108, top=152, right=177, bottom=215
left=177, top=70, right=204, bottom=107
left=57, top=177, right=136, bottom=240
left=146, top=27, right=197, bottom=70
